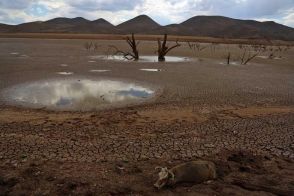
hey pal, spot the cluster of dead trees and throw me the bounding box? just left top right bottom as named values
left=187, top=42, right=208, bottom=52
left=107, top=33, right=181, bottom=62
left=226, top=43, right=292, bottom=65
left=86, top=34, right=292, bottom=64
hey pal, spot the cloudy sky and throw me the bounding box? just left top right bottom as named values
left=0, top=0, right=294, bottom=27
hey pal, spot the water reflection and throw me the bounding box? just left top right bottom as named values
left=90, top=55, right=190, bottom=62
left=140, top=69, right=161, bottom=72
left=57, top=72, right=73, bottom=75
left=219, top=62, right=240, bottom=66
left=4, top=79, right=154, bottom=110
left=89, top=70, right=110, bottom=73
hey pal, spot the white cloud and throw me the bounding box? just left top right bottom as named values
left=0, top=0, right=293, bottom=27
left=283, top=9, right=294, bottom=27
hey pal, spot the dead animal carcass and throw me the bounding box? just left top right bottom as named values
left=154, top=160, right=217, bottom=189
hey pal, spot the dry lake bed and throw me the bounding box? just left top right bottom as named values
left=0, top=38, right=293, bottom=195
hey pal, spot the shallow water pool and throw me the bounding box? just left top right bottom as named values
left=2, top=79, right=155, bottom=111
left=90, top=55, right=190, bottom=62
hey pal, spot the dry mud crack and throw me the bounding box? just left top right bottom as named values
left=0, top=106, right=293, bottom=195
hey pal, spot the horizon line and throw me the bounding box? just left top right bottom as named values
left=1, top=14, right=289, bottom=28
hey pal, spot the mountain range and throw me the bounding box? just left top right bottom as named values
left=1, top=15, right=294, bottom=41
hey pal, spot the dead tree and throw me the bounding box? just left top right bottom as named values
left=93, top=42, right=99, bottom=50
left=210, top=43, right=218, bottom=54
left=195, top=43, right=207, bottom=51
left=108, top=45, right=135, bottom=60
left=187, top=41, right=195, bottom=50
left=108, top=33, right=139, bottom=61
left=157, top=34, right=181, bottom=62
left=227, top=52, right=231, bottom=65
left=240, top=45, right=261, bottom=65
left=84, top=42, right=93, bottom=50
left=187, top=42, right=207, bottom=52
left=126, top=33, right=139, bottom=60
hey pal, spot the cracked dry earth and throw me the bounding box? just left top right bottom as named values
left=0, top=38, right=294, bottom=195
left=0, top=106, right=293, bottom=195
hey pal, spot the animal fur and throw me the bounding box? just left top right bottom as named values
left=154, top=160, right=217, bottom=189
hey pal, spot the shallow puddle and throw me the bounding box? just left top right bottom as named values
left=219, top=62, right=240, bottom=66
left=257, top=55, right=282, bottom=60
left=57, top=72, right=73, bottom=75
left=19, top=54, right=29, bottom=58
left=2, top=79, right=155, bottom=111
left=89, top=70, right=110, bottom=72
left=90, top=55, right=190, bottom=62
left=140, top=69, right=161, bottom=72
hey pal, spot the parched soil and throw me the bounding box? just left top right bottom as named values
left=0, top=38, right=293, bottom=195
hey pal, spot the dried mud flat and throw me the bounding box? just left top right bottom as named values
left=0, top=38, right=294, bottom=195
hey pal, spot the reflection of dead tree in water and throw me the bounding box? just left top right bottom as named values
left=107, top=33, right=140, bottom=60
left=157, top=34, right=181, bottom=62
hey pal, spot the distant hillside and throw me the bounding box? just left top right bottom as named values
left=2, top=17, right=119, bottom=34
left=1, top=15, right=294, bottom=41
left=117, top=15, right=160, bottom=33
left=178, top=16, right=294, bottom=40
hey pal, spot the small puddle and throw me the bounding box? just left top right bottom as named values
left=2, top=79, right=155, bottom=111
left=90, top=55, right=190, bottom=62
left=57, top=72, right=73, bottom=75
left=219, top=62, right=240, bottom=66
left=140, top=69, right=161, bottom=72
left=10, top=52, right=29, bottom=58
left=19, top=54, right=29, bottom=58
left=89, top=70, right=110, bottom=73
left=257, top=56, right=282, bottom=60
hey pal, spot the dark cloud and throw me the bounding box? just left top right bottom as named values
left=0, top=0, right=34, bottom=10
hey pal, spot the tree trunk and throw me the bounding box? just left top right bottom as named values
left=157, top=34, right=180, bottom=62
left=126, top=33, right=139, bottom=60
